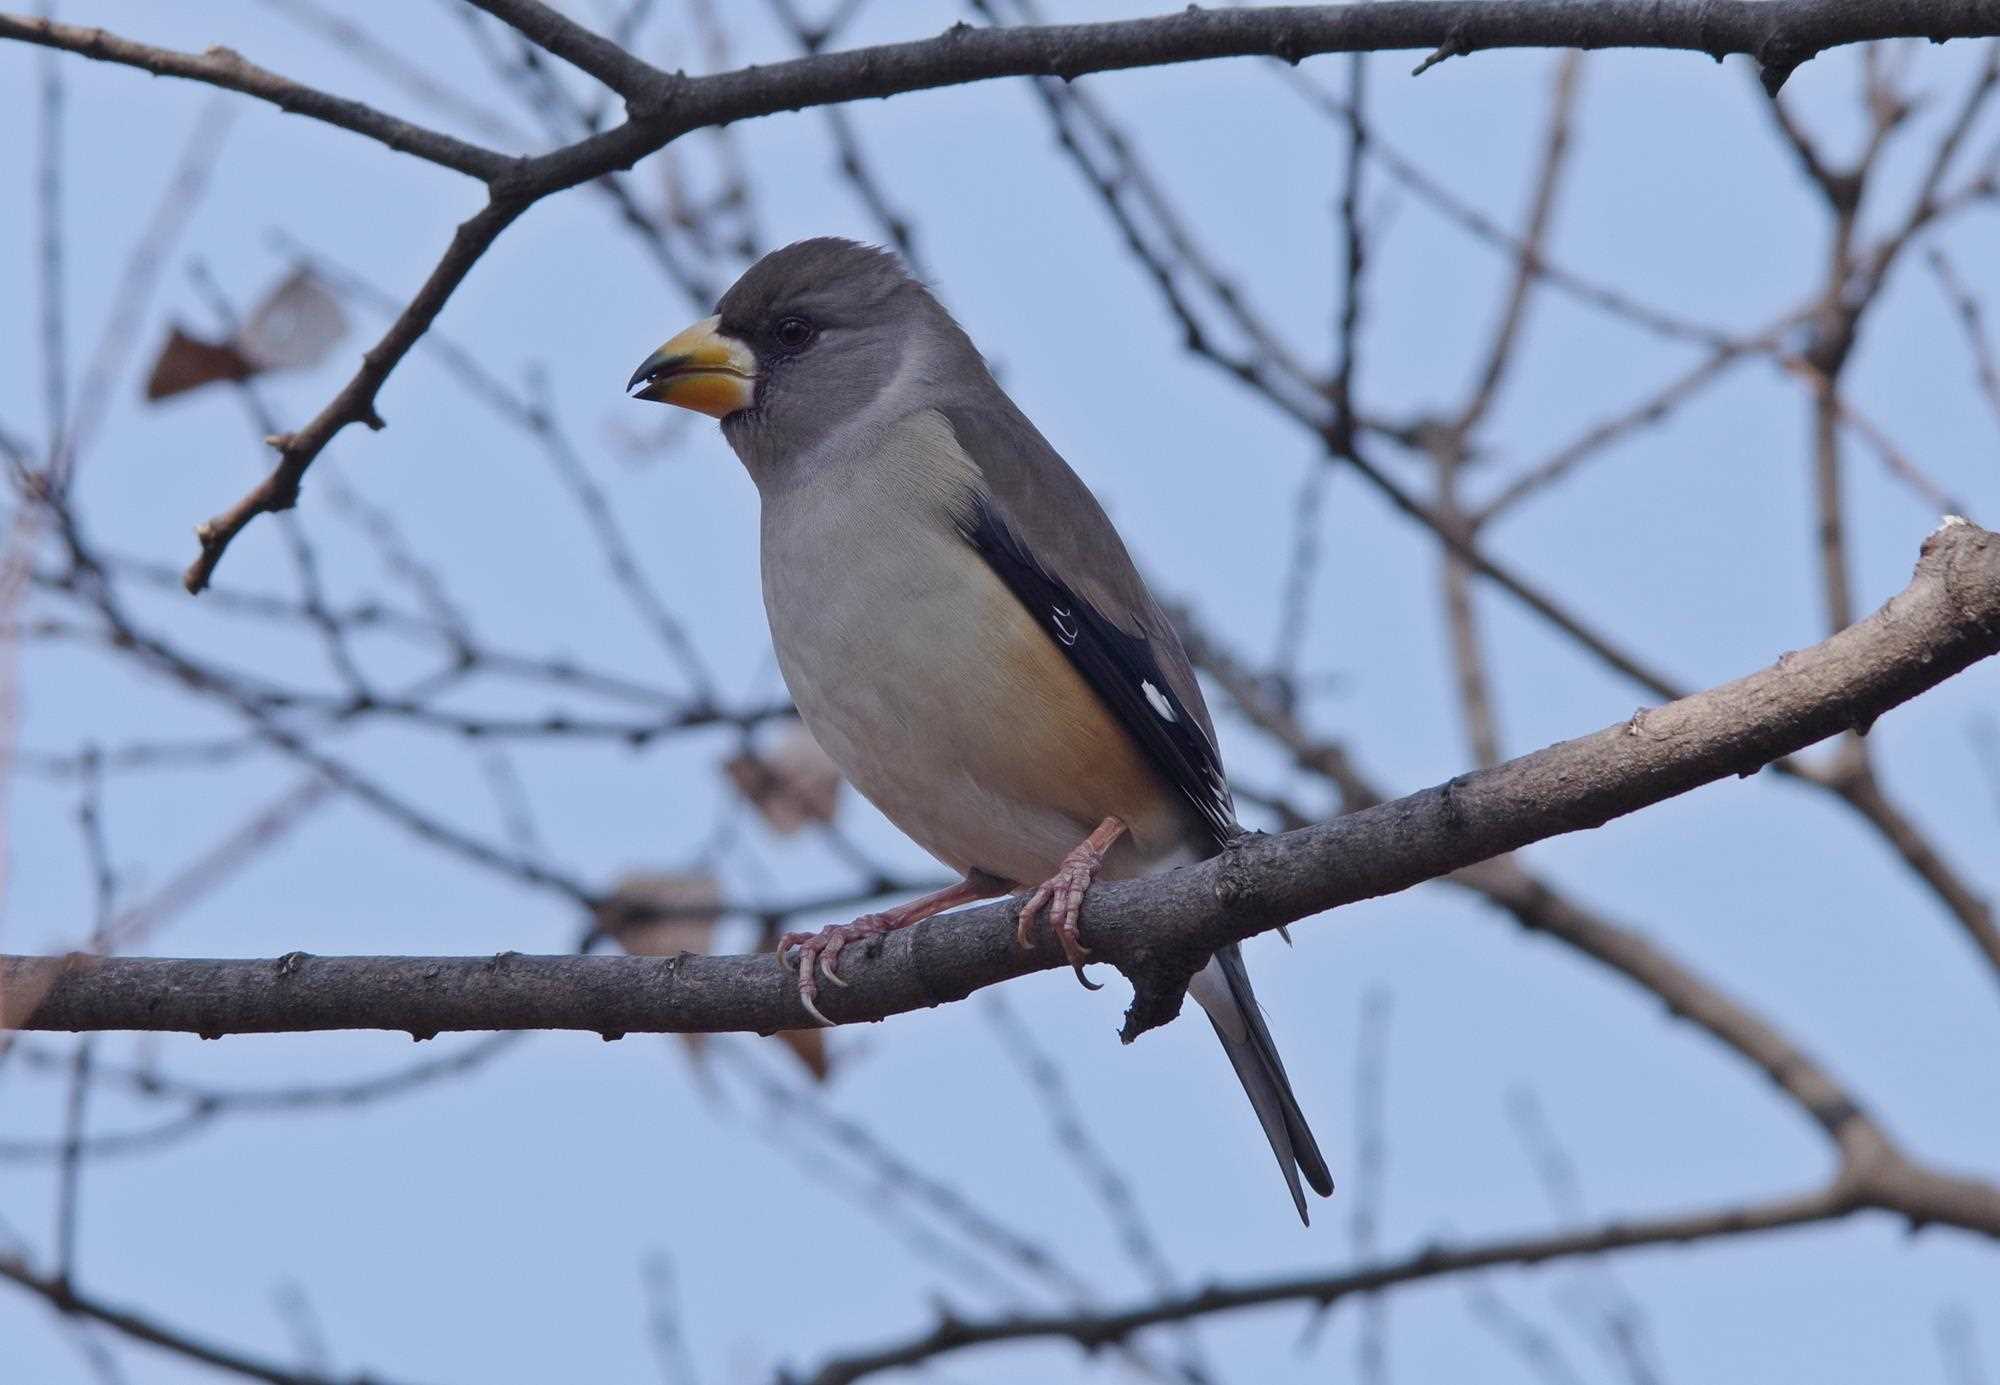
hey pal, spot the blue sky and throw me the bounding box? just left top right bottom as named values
left=2, top=4, right=1998, bottom=1383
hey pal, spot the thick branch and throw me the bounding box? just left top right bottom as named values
left=6, top=519, right=1998, bottom=1038
left=17, top=2, right=1980, bottom=588
left=614, top=1, right=2000, bottom=122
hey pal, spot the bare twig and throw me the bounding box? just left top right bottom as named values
left=1464, top=1281, right=1589, bottom=1385
left=271, top=1281, right=333, bottom=1377
left=1273, top=49, right=1367, bottom=695
left=53, top=1036, right=92, bottom=1282
left=0, top=1034, right=526, bottom=1161
left=796, top=1165, right=1996, bottom=1384
left=711, top=1038, right=1097, bottom=1308
left=1350, top=988, right=1392, bottom=1385
left=1506, top=1091, right=1663, bottom=1385
left=1940, top=1303, right=1993, bottom=1385
left=179, top=195, right=529, bottom=593
left=0, top=1255, right=425, bottom=1385
left=1428, top=56, right=1585, bottom=770
left=36, top=10, right=68, bottom=469
left=984, top=994, right=1217, bottom=1384
left=253, top=0, right=529, bottom=147
left=1271, top=64, right=1733, bottom=349
left=768, top=0, right=926, bottom=274
left=640, top=1252, right=701, bottom=1385
left=1454, top=51, right=1583, bottom=436
left=1929, top=247, right=2000, bottom=436
left=94, top=776, right=330, bottom=954
left=60, top=98, right=235, bottom=474
left=0, top=15, right=511, bottom=179
left=1471, top=310, right=1805, bottom=524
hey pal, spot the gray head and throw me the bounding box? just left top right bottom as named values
left=627, top=238, right=977, bottom=471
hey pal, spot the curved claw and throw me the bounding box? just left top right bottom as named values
left=1051, top=891, right=1100, bottom=991
left=1014, top=903, right=1041, bottom=952
left=1015, top=886, right=1052, bottom=950
left=796, top=983, right=835, bottom=1028
left=776, top=908, right=922, bottom=1025
left=1015, top=874, right=1102, bottom=991
left=774, top=930, right=836, bottom=1025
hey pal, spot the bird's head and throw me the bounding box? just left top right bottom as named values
left=628, top=238, right=952, bottom=466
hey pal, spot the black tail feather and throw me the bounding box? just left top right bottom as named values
left=1193, top=943, right=1334, bottom=1224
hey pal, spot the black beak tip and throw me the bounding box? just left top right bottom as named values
left=626, top=361, right=658, bottom=395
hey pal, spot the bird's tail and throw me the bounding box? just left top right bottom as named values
left=1187, top=942, right=1335, bottom=1224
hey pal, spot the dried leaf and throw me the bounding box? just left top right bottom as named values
left=776, top=1025, right=830, bottom=1082
left=597, top=869, right=832, bottom=1082
left=144, top=326, right=254, bottom=400
left=237, top=267, right=347, bottom=372
left=723, top=723, right=842, bottom=835
left=0, top=955, right=64, bottom=1030
left=595, top=870, right=721, bottom=958
left=143, top=268, right=346, bottom=402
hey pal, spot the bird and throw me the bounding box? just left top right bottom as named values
left=628, top=238, right=1333, bottom=1222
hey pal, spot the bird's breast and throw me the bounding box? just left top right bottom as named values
left=757, top=415, right=1189, bottom=884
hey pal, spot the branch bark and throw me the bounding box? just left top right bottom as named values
left=5, top=518, right=1998, bottom=1040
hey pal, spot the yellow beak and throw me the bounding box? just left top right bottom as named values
left=626, top=316, right=757, bottom=417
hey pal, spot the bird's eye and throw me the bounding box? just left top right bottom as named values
left=773, top=316, right=815, bottom=351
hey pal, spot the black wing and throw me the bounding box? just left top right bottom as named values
left=960, top=495, right=1235, bottom=847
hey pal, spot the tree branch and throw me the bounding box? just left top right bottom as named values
left=10, top=4, right=1999, bottom=588
left=795, top=1148, right=2000, bottom=1384
left=605, top=1, right=2000, bottom=123
left=0, top=14, right=511, bottom=180
left=1179, top=605, right=1888, bottom=1163
left=5, top=518, right=1998, bottom=1038
left=0, top=1256, right=415, bottom=1385
left=462, top=0, right=661, bottom=99
left=179, top=194, right=530, bottom=592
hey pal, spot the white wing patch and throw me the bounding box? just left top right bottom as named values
left=1050, top=605, right=1079, bottom=646
left=1141, top=680, right=1178, bottom=722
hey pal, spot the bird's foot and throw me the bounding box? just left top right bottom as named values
left=776, top=912, right=903, bottom=1027
left=1016, top=816, right=1127, bottom=991
left=776, top=874, right=1008, bottom=1026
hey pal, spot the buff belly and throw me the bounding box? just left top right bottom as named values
left=758, top=420, right=1190, bottom=886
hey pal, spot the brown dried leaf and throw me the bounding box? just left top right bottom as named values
left=143, top=268, right=345, bottom=402
left=595, top=870, right=721, bottom=958
left=144, top=326, right=255, bottom=401
left=723, top=723, right=842, bottom=835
